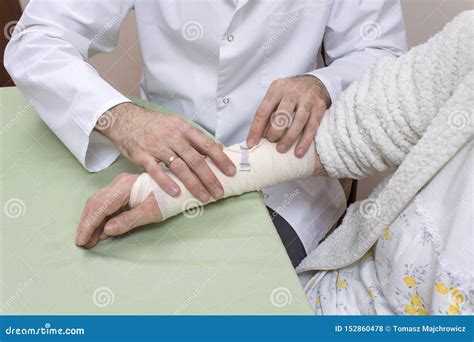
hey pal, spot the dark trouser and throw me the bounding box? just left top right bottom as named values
left=266, top=207, right=306, bottom=268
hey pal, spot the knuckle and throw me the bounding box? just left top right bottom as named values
left=211, top=141, right=224, bottom=152
left=272, top=78, right=286, bottom=88
left=202, top=137, right=216, bottom=150
left=115, top=172, right=133, bottom=183
left=188, top=155, right=205, bottom=169
left=143, top=134, right=158, bottom=147
left=86, top=195, right=98, bottom=207
left=216, top=153, right=230, bottom=166
left=306, top=87, right=318, bottom=97
left=308, top=117, right=319, bottom=131
left=284, top=133, right=297, bottom=143
left=186, top=180, right=203, bottom=195
left=301, top=101, right=313, bottom=113
left=170, top=159, right=186, bottom=174
left=146, top=163, right=159, bottom=174
left=175, top=140, right=189, bottom=153
left=85, top=196, right=93, bottom=205
left=256, top=107, right=268, bottom=119
left=316, top=101, right=326, bottom=112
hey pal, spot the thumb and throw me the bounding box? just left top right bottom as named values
left=104, top=197, right=161, bottom=236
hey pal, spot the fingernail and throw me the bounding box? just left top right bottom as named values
left=227, top=165, right=236, bottom=176
left=213, top=187, right=224, bottom=198
left=277, top=143, right=288, bottom=152
left=168, top=184, right=180, bottom=196
left=247, top=138, right=255, bottom=147
left=199, top=191, right=210, bottom=202
left=75, top=234, right=85, bottom=246
left=296, top=147, right=305, bottom=157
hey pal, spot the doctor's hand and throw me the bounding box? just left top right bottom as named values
left=96, top=103, right=236, bottom=203
left=75, top=173, right=162, bottom=248
left=246, top=75, right=331, bottom=158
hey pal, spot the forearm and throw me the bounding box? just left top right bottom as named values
left=315, top=12, right=473, bottom=179
left=4, top=1, right=132, bottom=171
left=129, top=139, right=321, bottom=220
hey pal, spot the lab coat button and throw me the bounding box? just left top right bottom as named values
left=222, top=97, right=230, bottom=104
left=227, top=35, right=234, bottom=42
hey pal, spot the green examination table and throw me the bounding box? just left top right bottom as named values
left=0, top=87, right=312, bottom=315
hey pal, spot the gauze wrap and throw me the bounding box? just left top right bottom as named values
left=129, top=140, right=316, bottom=220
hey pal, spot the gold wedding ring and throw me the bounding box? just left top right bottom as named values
left=165, top=155, right=178, bottom=167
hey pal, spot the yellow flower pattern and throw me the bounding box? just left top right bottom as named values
left=448, top=304, right=460, bottom=315
left=337, top=279, right=347, bottom=289
left=432, top=285, right=466, bottom=315
left=450, top=288, right=465, bottom=304
left=410, top=294, right=422, bottom=307
left=435, top=282, right=449, bottom=295
left=404, top=293, right=427, bottom=315
left=403, top=276, right=417, bottom=288
left=304, top=202, right=472, bottom=316
left=404, top=304, right=417, bottom=315
left=417, top=308, right=429, bottom=315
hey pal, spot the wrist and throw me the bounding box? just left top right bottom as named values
left=95, top=102, right=136, bottom=143
left=309, top=75, right=331, bottom=108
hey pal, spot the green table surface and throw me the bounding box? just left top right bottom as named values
left=0, top=87, right=312, bottom=315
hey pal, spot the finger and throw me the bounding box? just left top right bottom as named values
left=76, top=173, right=136, bottom=247
left=104, top=195, right=162, bottom=236
left=277, top=101, right=312, bottom=153
left=187, top=130, right=236, bottom=177
left=174, top=140, right=225, bottom=199
left=174, top=141, right=224, bottom=199
left=76, top=189, right=128, bottom=246
left=168, top=157, right=211, bottom=203
left=295, top=105, right=323, bottom=158
left=265, top=97, right=296, bottom=142
left=99, top=231, right=109, bottom=241
left=83, top=225, right=104, bottom=249
left=246, top=81, right=283, bottom=147
left=142, top=155, right=181, bottom=197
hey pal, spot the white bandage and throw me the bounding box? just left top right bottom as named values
left=129, top=140, right=316, bottom=220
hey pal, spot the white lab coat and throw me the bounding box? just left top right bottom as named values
left=4, top=0, right=407, bottom=253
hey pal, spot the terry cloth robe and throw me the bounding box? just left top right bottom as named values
left=297, top=11, right=473, bottom=315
